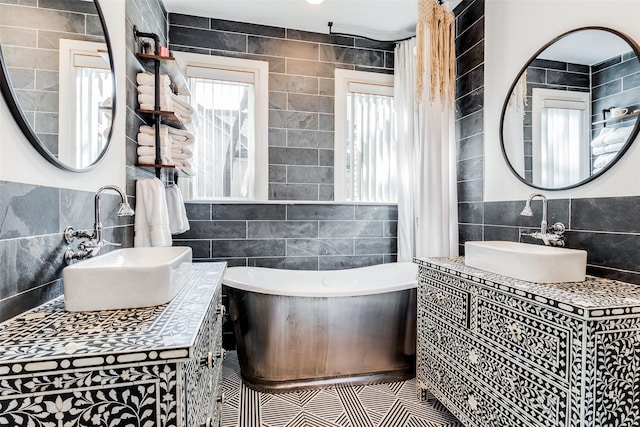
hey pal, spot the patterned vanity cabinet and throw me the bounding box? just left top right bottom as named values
left=416, top=257, right=640, bottom=427
left=0, top=262, right=226, bottom=427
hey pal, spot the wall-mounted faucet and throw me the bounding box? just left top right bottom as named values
left=64, top=185, right=135, bottom=263
left=519, top=193, right=565, bottom=247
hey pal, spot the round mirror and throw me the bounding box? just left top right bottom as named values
left=500, top=27, right=640, bottom=190
left=0, top=0, right=115, bottom=172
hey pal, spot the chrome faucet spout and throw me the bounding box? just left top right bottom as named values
left=520, top=193, right=547, bottom=234
left=94, top=185, right=135, bottom=244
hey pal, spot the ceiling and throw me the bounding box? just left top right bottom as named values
left=162, top=0, right=462, bottom=40
left=538, top=29, right=634, bottom=66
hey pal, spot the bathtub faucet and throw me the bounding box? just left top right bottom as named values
left=519, top=193, right=565, bottom=247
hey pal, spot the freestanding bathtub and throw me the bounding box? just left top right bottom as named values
left=222, top=262, right=418, bottom=393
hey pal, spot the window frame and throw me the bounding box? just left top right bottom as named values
left=173, top=52, right=269, bottom=201
left=334, top=69, right=395, bottom=202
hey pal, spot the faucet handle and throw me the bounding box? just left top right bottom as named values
left=63, top=226, right=94, bottom=243
left=548, top=222, right=566, bottom=234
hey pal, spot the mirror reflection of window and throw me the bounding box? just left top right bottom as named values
left=531, top=88, right=590, bottom=188
left=58, top=40, right=112, bottom=169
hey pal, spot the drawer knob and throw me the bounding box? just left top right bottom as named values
left=216, top=305, right=226, bottom=316
left=217, top=392, right=226, bottom=404
left=200, top=417, right=212, bottom=427
left=216, top=349, right=226, bottom=359
left=200, top=352, right=213, bottom=368
left=435, top=332, right=442, bottom=343
left=436, top=293, right=446, bottom=306
left=467, top=394, right=478, bottom=411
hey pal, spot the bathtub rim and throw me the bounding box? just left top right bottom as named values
left=221, top=262, right=418, bottom=298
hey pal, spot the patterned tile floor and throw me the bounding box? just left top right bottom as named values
left=222, top=351, right=462, bottom=427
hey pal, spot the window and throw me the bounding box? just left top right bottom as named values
left=334, top=69, right=396, bottom=202
left=58, top=39, right=113, bottom=169
left=173, top=52, right=268, bottom=201
left=531, top=88, right=590, bottom=188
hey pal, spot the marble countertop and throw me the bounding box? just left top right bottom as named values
left=0, top=262, right=225, bottom=369
left=416, top=257, right=640, bottom=318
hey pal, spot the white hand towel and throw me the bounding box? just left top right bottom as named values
left=165, top=184, right=190, bottom=235
left=134, top=178, right=172, bottom=247
left=137, top=85, right=174, bottom=97
left=136, top=72, right=171, bottom=87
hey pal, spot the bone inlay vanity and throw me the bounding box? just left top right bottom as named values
left=0, top=262, right=225, bottom=427
left=416, top=257, right=640, bottom=427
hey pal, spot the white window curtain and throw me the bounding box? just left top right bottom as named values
left=502, top=72, right=527, bottom=176
left=395, top=0, right=458, bottom=261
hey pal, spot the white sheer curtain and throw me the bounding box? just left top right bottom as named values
left=503, top=73, right=527, bottom=176
left=395, top=0, right=458, bottom=261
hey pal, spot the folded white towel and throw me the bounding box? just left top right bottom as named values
left=173, top=158, right=197, bottom=176
left=603, top=125, right=634, bottom=145
left=592, top=142, right=624, bottom=156
left=165, top=184, right=190, bottom=235
left=137, top=85, right=174, bottom=97
left=137, top=132, right=171, bottom=147
left=593, top=152, right=617, bottom=169
left=172, top=94, right=195, bottom=115
left=137, top=72, right=171, bottom=88
left=171, top=148, right=193, bottom=160
left=134, top=178, right=172, bottom=248
left=167, top=126, right=196, bottom=138
left=137, top=145, right=173, bottom=158
left=139, top=93, right=173, bottom=110
left=590, top=127, right=615, bottom=148
left=138, top=155, right=174, bottom=165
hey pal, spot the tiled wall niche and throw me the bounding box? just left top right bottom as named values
left=455, top=0, right=640, bottom=285
left=167, top=13, right=395, bottom=201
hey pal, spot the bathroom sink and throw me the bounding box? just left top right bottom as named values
left=464, top=241, right=587, bottom=283
left=63, top=246, right=192, bottom=311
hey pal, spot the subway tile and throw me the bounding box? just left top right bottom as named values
left=318, top=149, right=334, bottom=167
left=6, top=67, right=35, bottom=90
left=269, top=183, right=318, bottom=200
left=287, top=93, right=334, bottom=114
left=457, top=179, right=483, bottom=202
left=484, top=199, right=569, bottom=228
left=564, top=231, right=640, bottom=273
left=585, top=265, right=640, bottom=286
left=456, top=39, right=484, bottom=77
left=287, top=29, right=354, bottom=47
left=269, top=147, right=318, bottom=166
left=0, top=279, right=62, bottom=324
left=458, top=223, right=483, bottom=244
left=458, top=201, right=483, bottom=224
left=269, top=165, right=287, bottom=183
left=456, top=109, right=483, bottom=140
left=571, top=196, right=640, bottom=233
left=319, top=78, right=334, bottom=96
left=355, top=205, right=398, bottom=220
left=173, top=239, right=210, bottom=258
left=456, top=64, right=483, bottom=97
left=354, top=38, right=395, bottom=52
left=384, top=51, right=394, bottom=69
left=210, top=18, right=285, bottom=38
left=169, top=26, right=246, bottom=52
left=287, top=204, right=354, bottom=220
left=269, top=91, right=287, bottom=110
left=456, top=133, right=483, bottom=161
left=35, top=70, right=58, bottom=91
left=286, top=59, right=347, bottom=78
left=248, top=36, right=318, bottom=60
left=457, top=156, right=483, bottom=181
left=318, top=113, right=335, bottom=131
left=184, top=203, right=211, bottom=220
left=0, top=26, right=35, bottom=48
left=211, top=204, right=286, bottom=220
left=211, top=239, right=285, bottom=257
left=269, top=110, right=318, bottom=130
left=483, top=225, right=519, bottom=242
left=0, top=4, right=86, bottom=34
left=287, top=130, right=334, bottom=149
left=269, top=128, right=287, bottom=147
left=213, top=257, right=248, bottom=267
left=248, top=221, right=318, bottom=238
left=0, top=182, right=60, bottom=239
left=383, top=221, right=398, bottom=238
left=269, top=74, right=318, bottom=94
left=287, top=166, right=333, bottom=184
left=456, top=86, right=484, bottom=119
left=318, top=185, right=334, bottom=201
left=455, top=0, right=484, bottom=39
left=319, top=255, right=383, bottom=270
left=455, top=16, right=484, bottom=59
left=355, top=237, right=397, bottom=255
left=320, top=45, right=384, bottom=67
left=546, top=70, right=590, bottom=88
left=169, top=13, right=209, bottom=29
left=383, top=254, right=398, bottom=263
left=319, top=220, right=382, bottom=238
left=530, top=58, right=567, bottom=71
left=175, top=221, right=246, bottom=239
left=287, top=238, right=353, bottom=257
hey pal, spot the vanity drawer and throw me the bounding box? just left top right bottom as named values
left=420, top=319, right=570, bottom=427
left=419, top=274, right=470, bottom=329
left=475, top=296, right=571, bottom=379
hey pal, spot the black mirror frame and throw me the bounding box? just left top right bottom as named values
left=0, top=0, right=116, bottom=173
left=499, top=26, right=640, bottom=191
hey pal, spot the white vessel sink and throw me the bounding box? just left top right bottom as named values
left=63, top=246, right=192, bottom=311
left=464, top=241, right=587, bottom=283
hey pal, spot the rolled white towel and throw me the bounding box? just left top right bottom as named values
left=603, top=125, right=634, bottom=145
left=136, top=72, right=171, bottom=87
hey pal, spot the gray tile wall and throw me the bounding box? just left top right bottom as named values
left=0, top=1, right=106, bottom=155
left=167, top=14, right=395, bottom=201
left=455, top=0, right=640, bottom=285
left=0, top=181, right=133, bottom=323
left=175, top=202, right=398, bottom=270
